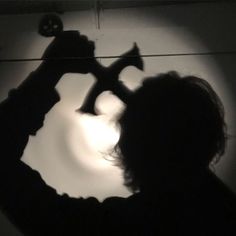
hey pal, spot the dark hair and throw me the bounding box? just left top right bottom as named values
left=115, top=71, right=227, bottom=192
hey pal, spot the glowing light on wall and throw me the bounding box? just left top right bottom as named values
left=1, top=4, right=236, bottom=236
left=80, top=115, right=119, bottom=154
left=0, top=4, right=235, bottom=200
left=68, top=113, right=120, bottom=170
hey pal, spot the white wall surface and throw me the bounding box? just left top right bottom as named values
left=0, top=2, right=236, bottom=235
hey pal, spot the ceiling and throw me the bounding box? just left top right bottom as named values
left=0, top=0, right=232, bottom=15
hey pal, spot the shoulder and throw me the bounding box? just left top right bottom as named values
left=102, top=193, right=140, bottom=208
left=100, top=193, right=146, bottom=222
left=197, top=171, right=236, bottom=232
left=205, top=172, right=236, bottom=210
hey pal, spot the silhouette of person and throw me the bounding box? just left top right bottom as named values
left=0, top=31, right=235, bottom=236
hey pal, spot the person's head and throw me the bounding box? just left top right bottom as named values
left=116, top=71, right=227, bottom=192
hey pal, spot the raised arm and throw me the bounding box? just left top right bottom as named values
left=0, top=32, right=102, bottom=236
left=0, top=31, right=95, bottom=159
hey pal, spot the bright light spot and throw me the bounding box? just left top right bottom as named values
left=67, top=110, right=120, bottom=170
left=80, top=114, right=120, bottom=153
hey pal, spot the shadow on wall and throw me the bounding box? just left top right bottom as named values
left=157, top=4, right=236, bottom=190
left=0, top=3, right=236, bottom=236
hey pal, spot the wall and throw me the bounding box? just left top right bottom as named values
left=0, top=2, right=236, bottom=235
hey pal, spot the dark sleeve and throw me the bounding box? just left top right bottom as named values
left=0, top=70, right=103, bottom=236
